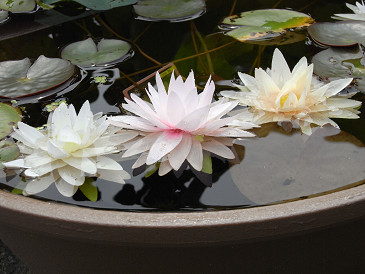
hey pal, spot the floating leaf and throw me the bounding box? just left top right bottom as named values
left=133, top=0, right=206, bottom=22
left=231, top=125, right=365, bottom=204
left=61, top=38, right=133, bottom=68
left=0, top=55, right=75, bottom=98
left=308, top=21, right=365, bottom=47
left=79, top=177, right=98, bottom=202
left=0, top=0, right=36, bottom=12
left=42, top=0, right=137, bottom=10
left=312, top=46, right=365, bottom=92
left=0, top=103, right=21, bottom=139
left=0, top=10, right=9, bottom=23
left=0, top=140, right=19, bottom=168
left=219, top=9, right=314, bottom=45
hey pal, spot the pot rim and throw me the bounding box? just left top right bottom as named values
left=1, top=183, right=365, bottom=246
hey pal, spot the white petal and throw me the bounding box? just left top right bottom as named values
left=17, top=122, right=45, bottom=148
left=24, top=152, right=55, bottom=167
left=132, top=152, right=148, bottom=168
left=202, top=139, right=235, bottom=159
left=24, top=172, right=59, bottom=195
left=27, top=160, right=67, bottom=176
left=198, top=77, right=215, bottom=108
left=58, top=166, right=85, bottom=186
left=270, top=48, right=292, bottom=87
left=3, top=159, right=27, bottom=169
left=123, top=132, right=160, bottom=158
left=47, top=140, right=70, bottom=159
left=146, top=130, right=183, bottom=165
left=55, top=178, right=78, bottom=197
left=175, top=105, right=209, bottom=132
left=168, top=134, right=192, bottom=170
left=96, top=156, right=124, bottom=170
left=98, top=169, right=130, bottom=183
left=158, top=160, right=173, bottom=176
left=324, top=78, right=353, bottom=97
left=63, top=157, right=97, bottom=174
left=186, top=138, right=203, bottom=171
left=71, top=146, right=117, bottom=157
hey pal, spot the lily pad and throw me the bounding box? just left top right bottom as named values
left=0, top=140, right=19, bottom=168
left=0, top=55, right=75, bottom=98
left=0, top=103, right=21, bottom=139
left=42, top=0, right=137, bottom=10
left=0, top=0, right=35, bottom=12
left=60, top=38, right=133, bottom=68
left=219, top=9, right=314, bottom=44
left=312, top=46, right=365, bottom=92
left=0, top=10, right=9, bottom=23
left=133, top=0, right=206, bottom=22
left=230, top=125, right=365, bottom=204
left=308, top=21, right=365, bottom=47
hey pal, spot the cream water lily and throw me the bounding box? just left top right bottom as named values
left=3, top=101, right=137, bottom=197
left=332, top=1, right=365, bottom=21
left=109, top=71, right=256, bottom=176
left=221, top=48, right=361, bottom=135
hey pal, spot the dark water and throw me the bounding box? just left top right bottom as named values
left=1, top=0, right=365, bottom=212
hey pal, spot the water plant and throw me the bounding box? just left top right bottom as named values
left=221, top=48, right=361, bottom=135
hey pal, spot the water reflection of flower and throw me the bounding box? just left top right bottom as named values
left=332, top=1, right=365, bottom=21
left=221, top=48, right=361, bottom=135
left=109, top=71, right=256, bottom=176
left=3, top=101, right=137, bottom=197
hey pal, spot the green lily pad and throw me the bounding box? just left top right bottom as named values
left=0, top=10, right=9, bottom=23
left=42, top=0, right=137, bottom=10
left=0, top=0, right=36, bottom=12
left=60, top=38, right=133, bottom=68
left=308, top=21, right=365, bottom=47
left=0, top=140, right=19, bottom=168
left=219, top=9, right=314, bottom=45
left=133, top=0, right=206, bottom=22
left=0, top=103, right=21, bottom=140
left=0, top=55, right=75, bottom=98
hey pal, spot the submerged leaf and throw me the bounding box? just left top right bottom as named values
left=0, top=103, right=21, bottom=139
left=308, top=21, right=365, bottom=47
left=42, top=0, right=137, bottom=10
left=79, top=177, right=98, bottom=202
left=220, top=9, right=314, bottom=45
left=61, top=38, right=133, bottom=67
left=0, top=0, right=36, bottom=12
left=0, top=55, right=75, bottom=98
left=0, top=140, right=19, bottom=168
left=0, top=10, right=9, bottom=23
left=133, top=0, right=206, bottom=22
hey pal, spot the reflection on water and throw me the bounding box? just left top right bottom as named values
left=0, top=0, right=365, bottom=211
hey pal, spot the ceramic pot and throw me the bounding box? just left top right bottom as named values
left=1, top=183, right=365, bottom=273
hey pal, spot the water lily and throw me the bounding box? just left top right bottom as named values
left=221, top=48, right=361, bottom=135
left=109, top=71, right=256, bottom=176
left=3, top=101, right=138, bottom=197
left=332, top=1, right=365, bottom=21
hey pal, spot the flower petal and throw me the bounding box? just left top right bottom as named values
left=55, top=178, right=78, bottom=197
left=202, top=139, right=235, bottom=159
left=96, top=155, right=124, bottom=170
left=186, top=138, right=203, bottom=171
left=146, top=130, right=183, bottom=165
left=168, top=134, right=192, bottom=170
left=24, top=173, right=59, bottom=195
left=58, top=165, right=85, bottom=186
left=98, top=169, right=130, bottom=184
left=63, top=157, right=97, bottom=174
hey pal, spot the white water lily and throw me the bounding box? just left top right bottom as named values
left=109, top=71, right=256, bottom=175
left=3, top=101, right=138, bottom=197
left=332, top=1, right=365, bottom=21
left=221, top=48, right=361, bottom=135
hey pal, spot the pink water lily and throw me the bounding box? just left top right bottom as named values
left=3, top=101, right=137, bottom=197
left=109, top=71, right=256, bottom=175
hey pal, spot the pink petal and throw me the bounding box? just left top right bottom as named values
left=123, top=132, right=160, bottom=158
left=146, top=130, right=183, bottom=165
left=168, top=134, right=192, bottom=170
left=202, top=139, right=235, bottom=159
left=186, top=138, right=203, bottom=171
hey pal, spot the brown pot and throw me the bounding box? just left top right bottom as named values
left=1, top=183, right=365, bottom=273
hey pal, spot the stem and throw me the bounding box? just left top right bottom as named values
left=191, top=21, right=214, bottom=75
left=95, top=15, right=162, bottom=66
left=229, top=0, right=237, bottom=16
left=190, top=21, right=209, bottom=75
